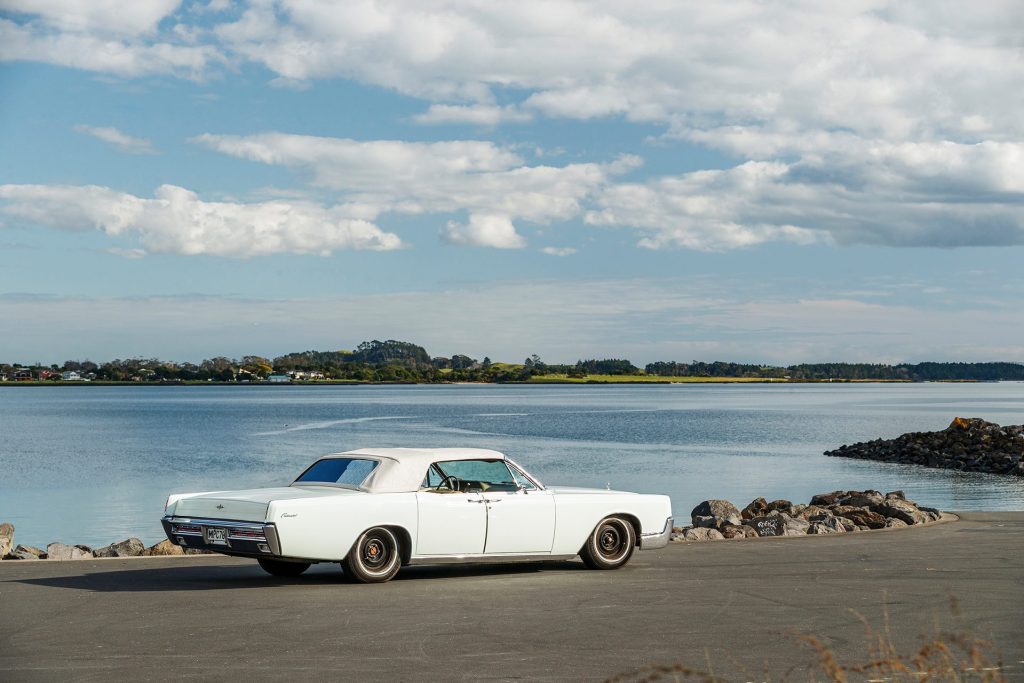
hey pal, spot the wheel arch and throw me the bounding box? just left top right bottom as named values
left=383, top=525, right=413, bottom=565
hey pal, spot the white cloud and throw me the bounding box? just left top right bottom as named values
left=0, top=184, right=403, bottom=257
left=193, top=132, right=639, bottom=242
left=0, top=18, right=219, bottom=78
left=4, top=2, right=1023, bottom=251
left=540, top=246, right=576, bottom=256
left=74, top=124, right=156, bottom=154
left=0, top=0, right=181, bottom=35
left=589, top=140, right=1024, bottom=249
left=105, top=247, right=147, bottom=259
left=442, top=214, right=526, bottom=248
left=413, top=104, right=532, bottom=126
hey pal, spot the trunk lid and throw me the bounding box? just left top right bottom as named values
left=172, top=486, right=350, bottom=521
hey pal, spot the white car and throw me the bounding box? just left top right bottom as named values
left=161, top=448, right=673, bottom=583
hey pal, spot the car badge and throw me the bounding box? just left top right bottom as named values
left=216, top=504, right=225, bottom=510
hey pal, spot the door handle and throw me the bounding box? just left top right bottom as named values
left=482, top=498, right=502, bottom=503
left=467, top=499, right=486, bottom=504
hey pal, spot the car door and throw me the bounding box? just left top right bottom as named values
left=415, top=490, right=487, bottom=555
left=482, top=489, right=555, bottom=554
left=414, top=463, right=487, bottom=556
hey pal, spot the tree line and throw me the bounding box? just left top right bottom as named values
left=3, top=339, right=1023, bottom=383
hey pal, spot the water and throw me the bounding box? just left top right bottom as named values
left=1, top=383, right=1023, bottom=548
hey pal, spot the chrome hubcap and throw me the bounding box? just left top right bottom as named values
left=364, top=539, right=387, bottom=566
left=599, top=525, right=622, bottom=556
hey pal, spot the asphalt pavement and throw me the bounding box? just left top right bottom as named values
left=1, top=512, right=1022, bottom=682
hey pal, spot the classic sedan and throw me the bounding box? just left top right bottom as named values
left=162, top=447, right=673, bottom=583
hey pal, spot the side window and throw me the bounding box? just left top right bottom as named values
left=421, top=465, right=444, bottom=489
left=432, top=459, right=518, bottom=491
left=507, top=462, right=538, bottom=490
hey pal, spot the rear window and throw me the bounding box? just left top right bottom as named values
left=294, top=458, right=378, bottom=487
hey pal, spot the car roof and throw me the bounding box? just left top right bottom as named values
left=318, top=447, right=508, bottom=493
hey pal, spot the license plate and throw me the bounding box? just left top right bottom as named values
left=206, top=527, right=228, bottom=545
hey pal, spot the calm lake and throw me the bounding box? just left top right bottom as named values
left=1, top=383, right=1023, bottom=547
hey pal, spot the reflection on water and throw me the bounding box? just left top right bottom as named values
left=1, top=383, right=1022, bottom=546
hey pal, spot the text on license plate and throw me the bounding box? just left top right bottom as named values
left=206, top=527, right=228, bottom=545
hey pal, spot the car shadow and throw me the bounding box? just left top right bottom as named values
left=5, top=559, right=587, bottom=593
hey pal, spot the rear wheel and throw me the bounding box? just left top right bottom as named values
left=580, top=516, right=636, bottom=570
left=257, top=557, right=311, bottom=577
left=342, top=527, right=402, bottom=583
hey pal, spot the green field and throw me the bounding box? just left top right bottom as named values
left=525, top=373, right=789, bottom=383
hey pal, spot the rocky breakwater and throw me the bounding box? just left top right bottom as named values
left=0, top=524, right=209, bottom=561
left=671, top=489, right=941, bottom=542
left=825, top=417, right=1024, bottom=476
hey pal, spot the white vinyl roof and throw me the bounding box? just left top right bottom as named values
left=324, top=447, right=508, bottom=493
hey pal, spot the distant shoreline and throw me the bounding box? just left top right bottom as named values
left=0, top=377, right=988, bottom=387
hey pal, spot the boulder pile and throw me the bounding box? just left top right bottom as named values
left=0, top=524, right=210, bottom=560
left=671, top=489, right=941, bottom=542
left=825, top=417, right=1024, bottom=476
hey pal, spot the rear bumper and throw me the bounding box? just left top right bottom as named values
left=161, top=516, right=281, bottom=557
left=639, top=516, right=673, bottom=550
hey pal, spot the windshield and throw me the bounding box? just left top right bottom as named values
left=293, top=458, right=378, bottom=487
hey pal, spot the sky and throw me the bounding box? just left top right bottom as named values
left=1, top=0, right=1022, bottom=365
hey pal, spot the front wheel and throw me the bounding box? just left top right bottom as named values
left=580, top=516, right=636, bottom=570
left=257, top=557, right=311, bottom=577
left=342, top=527, right=402, bottom=583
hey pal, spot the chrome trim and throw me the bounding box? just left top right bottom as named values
left=263, top=524, right=281, bottom=556
left=504, top=458, right=546, bottom=491
left=407, top=553, right=577, bottom=566
left=639, top=516, right=673, bottom=550
left=162, top=516, right=281, bottom=556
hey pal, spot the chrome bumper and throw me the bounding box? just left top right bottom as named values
left=639, top=516, right=673, bottom=550
left=161, top=516, right=281, bottom=556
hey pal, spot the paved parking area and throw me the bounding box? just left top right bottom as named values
left=1, top=512, right=1022, bottom=681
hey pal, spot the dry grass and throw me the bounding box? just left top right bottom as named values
left=606, top=597, right=1005, bottom=683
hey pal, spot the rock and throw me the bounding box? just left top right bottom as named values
left=825, top=418, right=1024, bottom=477
left=826, top=516, right=854, bottom=533
left=184, top=548, right=215, bottom=555
left=885, top=490, right=906, bottom=501
left=746, top=514, right=810, bottom=537
left=741, top=497, right=769, bottom=520
left=740, top=525, right=758, bottom=538
left=838, top=508, right=888, bottom=530
left=689, top=499, right=742, bottom=528
left=839, top=490, right=884, bottom=507
left=810, top=491, right=844, bottom=506
left=808, top=521, right=844, bottom=534
left=948, top=416, right=998, bottom=431
left=46, top=543, right=94, bottom=560
left=746, top=515, right=783, bottom=536
left=875, top=499, right=929, bottom=525
left=9, top=545, right=47, bottom=560
left=766, top=499, right=793, bottom=513
left=779, top=513, right=810, bottom=536
left=93, top=538, right=145, bottom=558
left=0, top=523, right=13, bottom=558
left=142, top=539, right=185, bottom=556
left=682, top=527, right=725, bottom=542
left=797, top=505, right=830, bottom=521
left=719, top=523, right=748, bottom=539
left=692, top=515, right=718, bottom=529
left=885, top=518, right=908, bottom=528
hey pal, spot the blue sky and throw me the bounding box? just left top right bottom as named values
left=1, top=1, right=1022, bottom=364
